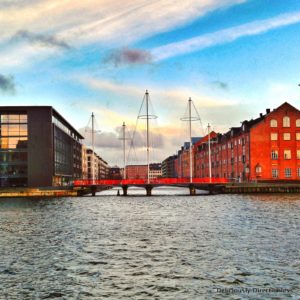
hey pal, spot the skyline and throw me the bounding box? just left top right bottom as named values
left=1, top=0, right=300, bottom=165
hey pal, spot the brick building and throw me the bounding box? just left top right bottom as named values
left=125, top=165, right=148, bottom=179
left=192, top=102, right=300, bottom=182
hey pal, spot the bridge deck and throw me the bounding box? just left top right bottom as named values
left=74, top=177, right=228, bottom=186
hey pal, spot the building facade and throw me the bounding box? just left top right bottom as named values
left=85, top=148, right=109, bottom=180
left=0, top=106, right=83, bottom=187
left=149, top=163, right=162, bottom=179
left=192, top=102, right=300, bottom=182
left=162, top=155, right=178, bottom=178
left=125, top=165, right=148, bottom=180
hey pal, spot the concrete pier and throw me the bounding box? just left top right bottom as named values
left=122, top=185, right=128, bottom=196
left=189, top=185, right=196, bottom=196
left=145, top=185, right=153, bottom=196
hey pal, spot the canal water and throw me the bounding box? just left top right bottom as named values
left=0, top=187, right=299, bottom=299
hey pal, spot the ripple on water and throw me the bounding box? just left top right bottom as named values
left=0, top=190, right=299, bottom=299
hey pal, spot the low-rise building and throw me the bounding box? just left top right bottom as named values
left=149, top=163, right=162, bottom=179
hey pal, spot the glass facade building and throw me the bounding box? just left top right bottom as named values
left=0, top=113, right=28, bottom=187
left=0, top=107, right=83, bottom=187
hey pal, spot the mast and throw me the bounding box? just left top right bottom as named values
left=189, top=98, right=193, bottom=183
left=91, top=112, right=95, bottom=184
left=146, top=90, right=150, bottom=184
left=208, top=123, right=212, bottom=183
left=122, top=122, right=126, bottom=180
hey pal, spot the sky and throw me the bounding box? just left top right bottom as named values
left=1, top=0, right=300, bottom=166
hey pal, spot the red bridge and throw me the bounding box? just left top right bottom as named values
left=74, top=177, right=228, bottom=196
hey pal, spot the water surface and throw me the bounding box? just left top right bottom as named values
left=0, top=187, right=299, bottom=299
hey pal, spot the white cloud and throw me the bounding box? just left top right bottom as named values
left=151, top=11, right=300, bottom=61
left=0, top=0, right=244, bottom=69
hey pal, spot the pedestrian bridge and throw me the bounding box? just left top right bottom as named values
left=73, top=178, right=228, bottom=196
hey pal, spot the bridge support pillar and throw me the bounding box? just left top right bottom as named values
left=145, top=185, right=153, bottom=196
left=189, top=185, right=196, bottom=196
left=122, top=185, right=128, bottom=196
left=91, top=185, right=97, bottom=196
left=208, top=185, right=214, bottom=195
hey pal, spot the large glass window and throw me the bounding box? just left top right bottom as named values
left=283, top=116, right=290, bottom=127
left=271, top=150, right=278, bottom=159
left=284, top=150, right=291, bottom=159
left=0, top=113, right=28, bottom=187
left=271, top=133, right=278, bottom=141
left=272, top=169, right=279, bottom=178
left=285, top=168, right=292, bottom=178
left=270, top=119, right=277, bottom=127
left=283, top=133, right=291, bottom=141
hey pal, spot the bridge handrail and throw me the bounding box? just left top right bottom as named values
left=73, top=177, right=228, bottom=186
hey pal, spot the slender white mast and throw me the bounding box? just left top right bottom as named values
left=91, top=112, right=95, bottom=184
left=146, top=90, right=150, bottom=184
left=208, top=123, right=212, bottom=183
left=122, top=122, right=126, bottom=180
left=189, top=98, right=193, bottom=183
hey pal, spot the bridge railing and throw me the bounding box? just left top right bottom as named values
left=73, top=177, right=228, bottom=186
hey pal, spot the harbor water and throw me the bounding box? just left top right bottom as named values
left=0, top=187, right=299, bottom=299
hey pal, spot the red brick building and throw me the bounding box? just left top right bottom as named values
left=125, top=165, right=148, bottom=179
left=192, top=102, right=300, bottom=182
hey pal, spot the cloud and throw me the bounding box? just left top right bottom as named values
left=151, top=11, right=300, bottom=61
left=0, top=74, right=16, bottom=94
left=212, top=80, right=229, bottom=90
left=14, top=30, right=71, bottom=50
left=0, top=1, right=245, bottom=47
left=78, top=76, right=236, bottom=110
left=104, top=48, right=152, bottom=66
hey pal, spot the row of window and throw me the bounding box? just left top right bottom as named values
left=0, top=137, right=28, bottom=149
left=0, top=124, right=28, bottom=137
left=0, top=114, right=27, bottom=124
left=270, top=117, right=299, bottom=128
left=272, top=168, right=300, bottom=178
left=271, top=149, right=300, bottom=159
left=270, top=132, right=300, bottom=141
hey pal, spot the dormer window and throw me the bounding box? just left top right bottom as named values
left=270, top=119, right=277, bottom=127
left=283, top=116, right=290, bottom=127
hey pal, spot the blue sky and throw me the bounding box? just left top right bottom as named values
left=1, top=0, right=300, bottom=164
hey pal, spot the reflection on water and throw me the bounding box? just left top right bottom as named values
left=0, top=187, right=299, bottom=299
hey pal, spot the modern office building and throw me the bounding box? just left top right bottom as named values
left=0, top=106, right=83, bottom=187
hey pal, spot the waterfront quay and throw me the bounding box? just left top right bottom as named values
left=2, top=182, right=300, bottom=198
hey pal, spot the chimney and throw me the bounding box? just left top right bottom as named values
left=260, top=113, right=263, bottom=118
left=266, top=108, right=270, bottom=114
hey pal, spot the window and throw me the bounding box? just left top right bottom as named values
left=297, top=150, right=300, bottom=159
left=296, top=119, right=300, bottom=127
left=297, top=168, right=300, bottom=177
left=270, top=119, right=277, bottom=127
left=271, top=133, right=278, bottom=141
left=285, top=168, right=292, bottom=178
left=283, top=116, right=290, bottom=127
left=283, top=133, right=291, bottom=140
left=272, top=169, right=279, bottom=178
left=271, top=150, right=278, bottom=159
left=284, top=150, right=291, bottom=159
